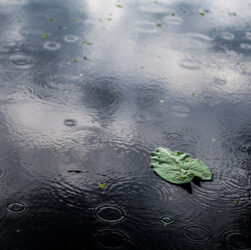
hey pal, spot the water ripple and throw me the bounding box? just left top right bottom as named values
left=9, top=54, right=35, bottom=69
left=43, top=41, right=61, bottom=50
left=94, top=229, right=132, bottom=249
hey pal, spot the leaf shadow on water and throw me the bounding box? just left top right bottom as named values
left=179, top=177, right=201, bottom=194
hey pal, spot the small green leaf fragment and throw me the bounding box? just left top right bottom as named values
left=162, top=222, right=169, bottom=227
left=48, top=17, right=54, bottom=22
left=199, top=12, right=205, bottom=16
left=192, top=93, right=197, bottom=96
left=41, top=33, right=49, bottom=39
left=73, top=58, right=78, bottom=62
left=116, top=4, right=123, bottom=8
left=141, top=66, right=144, bottom=69
left=171, top=12, right=175, bottom=16
left=98, top=183, right=106, bottom=189
left=107, top=18, right=112, bottom=21
left=82, top=41, right=93, bottom=45
left=74, top=18, right=79, bottom=21
left=157, top=23, right=162, bottom=27
left=234, top=200, right=239, bottom=204
left=16, top=229, right=21, bottom=233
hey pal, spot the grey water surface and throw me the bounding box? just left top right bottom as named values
left=0, top=0, right=251, bottom=249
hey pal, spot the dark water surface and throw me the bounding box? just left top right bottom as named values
left=0, top=0, right=251, bottom=249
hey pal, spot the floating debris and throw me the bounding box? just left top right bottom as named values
left=116, top=4, right=123, bottom=8
left=98, top=183, right=106, bottom=189
left=73, top=58, right=78, bottom=62
left=41, top=33, right=49, bottom=39
left=82, top=41, right=93, bottom=45
left=157, top=23, right=162, bottom=27
left=199, top=12, right=205, bottom=16
left=48, top=17, right=54, bottom=22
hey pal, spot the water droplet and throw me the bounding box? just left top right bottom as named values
left=94, top=203, right=126, bottom=223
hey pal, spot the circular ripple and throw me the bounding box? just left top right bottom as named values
left=182, top=225, right=211, bottom=242
left=214, top=78, right=227, bottom=86
left=64, top=119, right=77, bottom=127
left=30, top=211, right=59, bottom=226
left=43, top=41, right=61, bottom=50
left=159, top=216, right=175, bottom=225
left=222, top=231, right=251, bottom=249
left=82, top=85, right=122, bottom=113
left=64, top=35, right=79, bottom=43
left=94, top=229, right=131, bottom=249
left=94, top=203, right=126, bottom=224
left=5, top=202, right=27, bottom=214
left=240, top=43, right=251, bottom=50
left=167, top=132, right=181, bottom=140
left=9, top=55, right=35, bottom=69
left=221, top=32, right=235, bottom=40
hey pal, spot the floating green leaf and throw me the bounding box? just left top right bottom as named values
left=151, top=148, right=212, bottom=184
left=98, top=183, right=106, bottom=189
left=116, top=4, right=123, bottom=8
left=73, top=58, right=78, bottom=62
left=171, top=12, right=175, bottom=16
left=74, top=18, right=79, bottom=21
left=192, top=93, right=197, bottom=96
left=82, top=41, right=93, bottom=45
left=48, top=17, right=54, bottom=22
left=199, top=12, right=205, bottom=16
left=41, top=33, right=49, bottom=39
left=16, top=229, right=21, bottom=233
left=157, top=23, right=162, bottom=27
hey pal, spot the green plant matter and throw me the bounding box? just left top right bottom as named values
left=151, top=148, right=212, bottom=184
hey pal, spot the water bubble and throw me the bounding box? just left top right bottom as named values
left=182, top=225, right=211, bottom=242
left=94, top=203, right=126, bottom=223
left=43, top=41, right=61, bottom=50
left=9, top=55, right=35, bottom=69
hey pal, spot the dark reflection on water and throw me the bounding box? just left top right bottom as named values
left=0, top=0, right=251, bottom=249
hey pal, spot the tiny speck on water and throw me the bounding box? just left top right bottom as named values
left=74, top=18, right=79, bottom=21
left=157, top=24, right=162, bottom=27
left=107, top=18, right=112, bottom=21
left=48, top=17, right=54, bottom=22
left=171, top=12, right=175, bottom=16
left=73, top=58, right=78, bottom=62
left=211, top=138, right=216, bottom=142
left=141, top=66, right=144, bottom=69
left=199, top=12, right=205, bottom=16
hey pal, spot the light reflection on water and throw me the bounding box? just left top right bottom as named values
left=0, top=0, right=251, bottom=249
